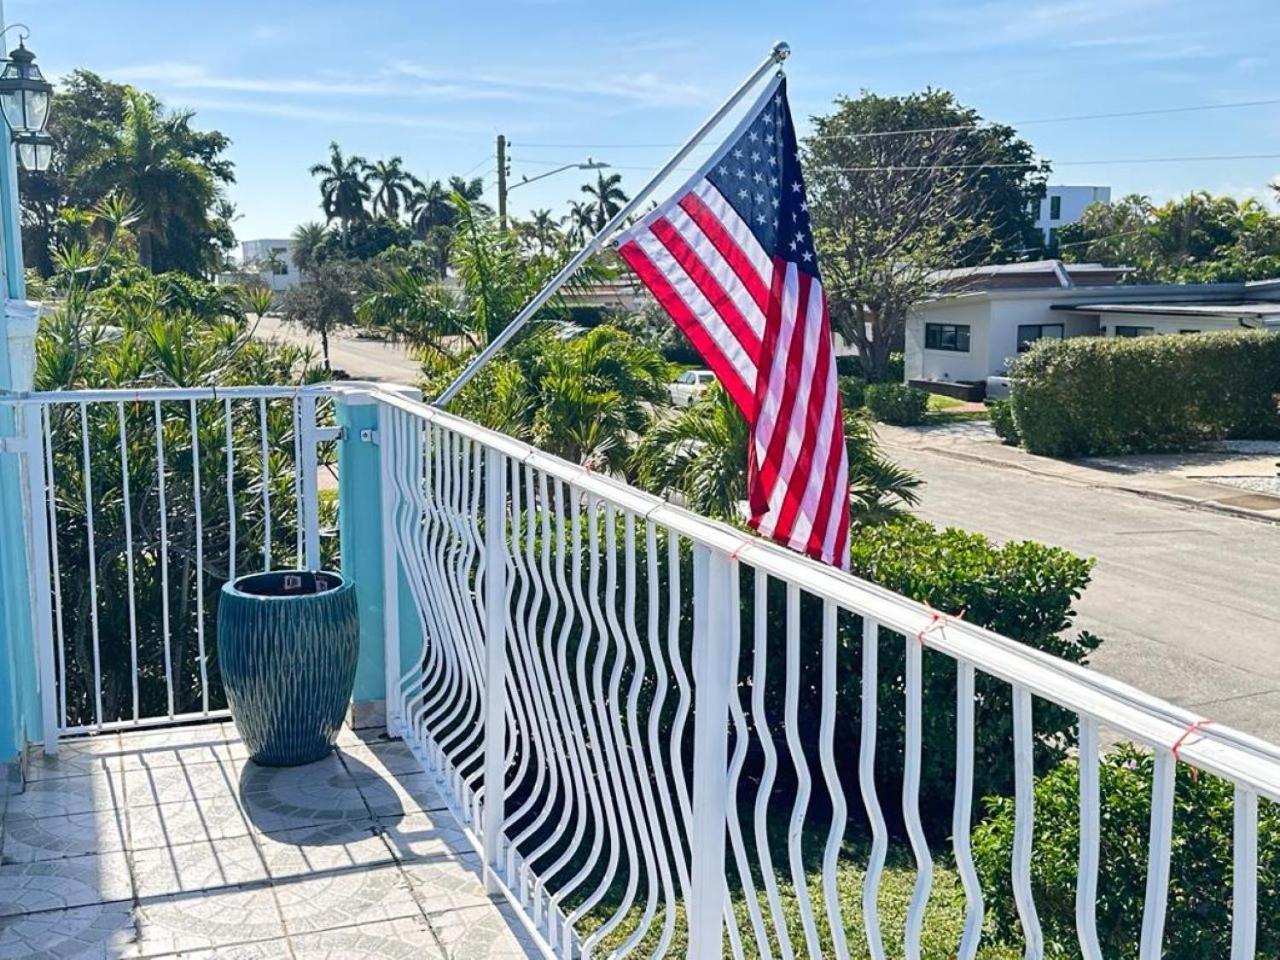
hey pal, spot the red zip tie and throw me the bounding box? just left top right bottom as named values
left=1171, top=718, right=1214, bottom=781
left=916, top=605, right=965, bottom=645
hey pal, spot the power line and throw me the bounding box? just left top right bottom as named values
left=514, top=152, right=1280, bottom=176
left=513, top=95, right=1280, bottom=150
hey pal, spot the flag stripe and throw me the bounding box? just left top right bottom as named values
left=677, top=192, right=773, bottom=315
left=649, top=216, right=763, bottom=360
left=618, top=239, right=755, bottom=411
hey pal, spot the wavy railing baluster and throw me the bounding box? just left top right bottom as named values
left=818, top=599, right=851, bottom=959
left=783, top=584, right=821, bottom=956
left=1231, top=786, right=1259, bottom=960
left=1076, top=716, right=1102, bottom=960
left=753, top=573, right=793, bottom=959
left=859, top=616, right=887, bottom=960
left=726, top=565, right=771, bottom=958
left=903, top=632, right=934, bottom=960
left=644, top=520, right=684, bottom=954
left=1139, top=749, right=1176, bottom=960
left=953, top=660, right=984, bottom=960
left=1012, top=686, right=1044, bottom=960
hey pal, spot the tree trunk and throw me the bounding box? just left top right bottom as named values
left=320, top=326, right=331, bottom=371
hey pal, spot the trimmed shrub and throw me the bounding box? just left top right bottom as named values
left=973, top=744, right=1280, bottom=958
left=988, top=398, right=1020, bottom=445
left=1010, top=331, right=1280, bottom=456
left=846, top=517, right=1101, bottom=836
left=865, top=382, right=928, bottom=425
left=839, top=375, right=867, bottom=409
left=881, top=350, right=906, bottom=384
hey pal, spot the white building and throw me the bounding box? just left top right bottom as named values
left=239, top=238, right=298, bottom=292
left=1032, top=185, right=1110, bottom=246
left=904, top=260, right=1280, bottom=390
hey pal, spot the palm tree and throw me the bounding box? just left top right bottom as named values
left=581, top=171, right=629, bottom=231
left=290, top=222, right=328, bottom=275
left=524, top=208, right=563, bottom=255
left=309, top=142, right=370, bottom=228
left=366, top=156, right=415, bottom=220
left=566, top=200, right=594, bottom=245
left=407, top=178, right=452, bottom=238
left=633, top=386, right=921, bottom=525
left=81, top=90, right=219, bottom=272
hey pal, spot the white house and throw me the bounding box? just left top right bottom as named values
left=239, top=238, right=299, bottom=292
left=1032, top=185, right=1110, bottom=246
left=904, top=261, right=1280, bottom=389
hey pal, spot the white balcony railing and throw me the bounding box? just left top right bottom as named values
left=4, top=381, right=1279, bottom=959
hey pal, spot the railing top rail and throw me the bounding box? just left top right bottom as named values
left=367, top=383, right=1280, bottom=802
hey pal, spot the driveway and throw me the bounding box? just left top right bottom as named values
left=253, top=315, right=422, bottom=384
left=877, top=429, right=1280, bottom=742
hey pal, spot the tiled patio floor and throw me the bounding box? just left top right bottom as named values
left=0, top=715, right=537, bottom=958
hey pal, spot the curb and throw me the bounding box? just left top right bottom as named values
left=887, top=438, right=1280, bottom=526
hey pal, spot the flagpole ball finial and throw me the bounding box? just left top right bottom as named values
left=771, top=41, right=791, bottom=62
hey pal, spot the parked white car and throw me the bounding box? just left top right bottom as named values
left=667, top=369, right=716, bottom=408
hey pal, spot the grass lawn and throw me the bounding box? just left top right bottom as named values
left=585, top=844, right=1021, bottom=958
left=926, top=393, right=967, bottom=412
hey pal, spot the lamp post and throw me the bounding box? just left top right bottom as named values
left=0, top=23, right=53, bottom=768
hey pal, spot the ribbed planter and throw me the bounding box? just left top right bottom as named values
left=217, top=570, right=359, bottom=767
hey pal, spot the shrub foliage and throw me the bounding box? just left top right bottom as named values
left=973, top=744, right=1280, bottom=958
left=1010, top=331, right=1280, bottom=456
left=865, top=382, right=929, bottom=425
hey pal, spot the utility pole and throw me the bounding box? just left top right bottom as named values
left=496, top=134, right=508, bottom=231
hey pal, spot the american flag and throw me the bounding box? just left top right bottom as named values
left=617, top=77, right=850, bottom=568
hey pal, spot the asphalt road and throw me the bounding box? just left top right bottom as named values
left=253, top=315, right=422, bottom=384
left=879, top=436, right=1280, bottom=742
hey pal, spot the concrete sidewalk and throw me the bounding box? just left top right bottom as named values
left=878, top=420, right=1280, bottom=523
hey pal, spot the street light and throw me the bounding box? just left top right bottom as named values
left=0, top=33, right=54, bottom=171
left=500, top=157, right=610, bottom=229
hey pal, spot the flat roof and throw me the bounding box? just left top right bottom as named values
left=1052, top=301, right=1280, bottom=318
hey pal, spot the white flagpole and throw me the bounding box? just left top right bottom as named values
left=433, top=40, right=791, bottom=407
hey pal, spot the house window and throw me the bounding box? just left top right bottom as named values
left=1049, top=195, right=1062, bottom=220
left=924, top=323, right=971, bottom=352
left=1016, top=323, right=1065, bottom=352
left=1114, top=325, right=1155, bottom=337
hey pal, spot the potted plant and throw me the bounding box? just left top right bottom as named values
left=217, top=570, right=359, bottom=766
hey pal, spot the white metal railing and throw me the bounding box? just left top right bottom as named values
left=367, top=384, right=1280, bottom=960
left=6, top=380, right=1280, bottom=958
left=2, top=385, right=338, bottom=742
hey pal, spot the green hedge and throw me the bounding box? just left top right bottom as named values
left=973, top=744, right=1280, bottom=958
left=847, top=517, right=1100, bottom=837
left=1010, top=331, right=1280, bottom=456
left=839, top=375, right=867, bottom=409
left=865, top=383, right=929, bottom=425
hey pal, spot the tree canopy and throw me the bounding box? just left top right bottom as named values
left=805, top=88, right=1048, bottom=379
left=1058, top=191, right=1280, bottom=283
left=20, top=69, right=236, bottom=277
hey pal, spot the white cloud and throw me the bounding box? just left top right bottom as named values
left=168, top=95, right=494, bottom=136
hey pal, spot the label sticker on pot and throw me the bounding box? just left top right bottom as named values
left=284, top=574, right=302, bottom=591
left=315, top=576, right=329, bottom=591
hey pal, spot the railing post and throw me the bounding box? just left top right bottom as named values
left=336, top=385, right=420, bottom=735
left=19, top=404, right=57, bottom=755
left=482, top=444, right=508, bottom=894
left=688, top=544, right=734, bottom=958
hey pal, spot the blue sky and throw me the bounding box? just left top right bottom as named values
left=10, top=0, right=1280, bottom=245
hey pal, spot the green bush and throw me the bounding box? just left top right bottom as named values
left=846, top=517, right=1101, bottom=836
left=1010, top=331, right=1280, bottom=456
left=865, top=383, right=929, bottom=425
left=882, top=350, right=906, bottom=384
left=988, top=398, right=1020, bottom=445
left=839, top=375, right=867, bottom=409
left=973, top=744, right=1280, bottom=958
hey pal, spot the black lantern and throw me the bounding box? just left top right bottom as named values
left=14, top=129, right=52, bottom=171
left=0, top=41, right=51, bottom=136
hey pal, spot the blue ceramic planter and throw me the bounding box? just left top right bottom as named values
left=218, top=570, right=359, bottom=766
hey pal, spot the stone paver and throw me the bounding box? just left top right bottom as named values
left=0, top=723, right=535, bottom=959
